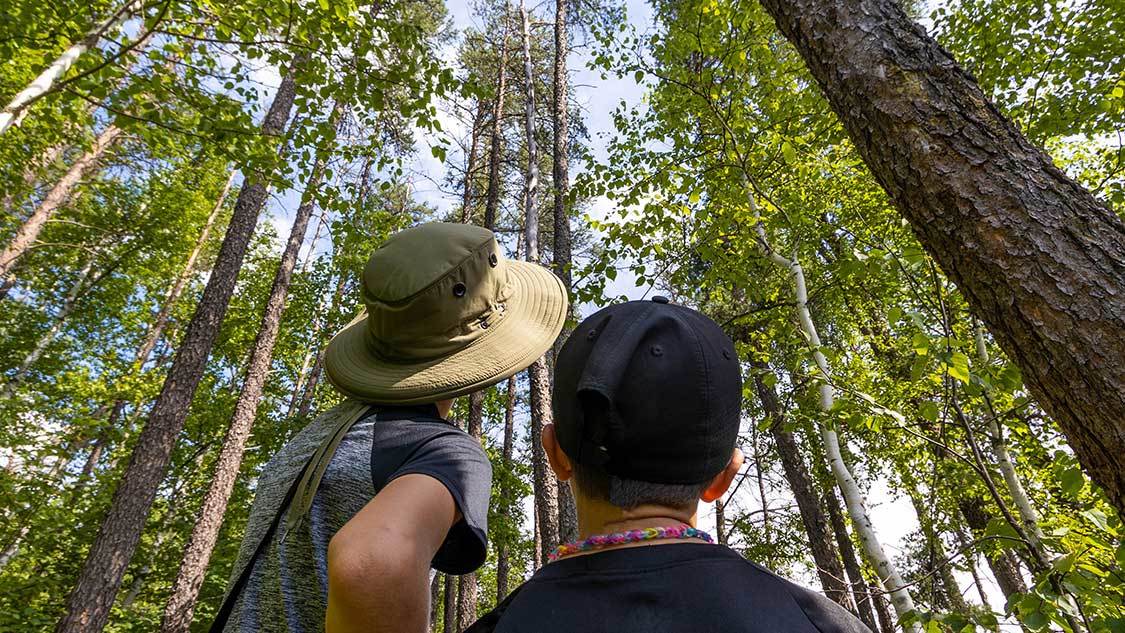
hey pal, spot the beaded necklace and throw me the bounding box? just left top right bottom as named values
left=549, top=524, right=714, bottom=562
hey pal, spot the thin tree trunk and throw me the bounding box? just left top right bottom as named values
left=958, top=496, right=1028, bottom=603
left=903, top=479, right=968, bottom=613
left=134, top=170, right=234, bottom=367
left=0, top=123, right=123, bottom=284
left=823, top=470, right=881, bottom=632
left=159, top=101, right=344, bottom=633
left=756, top=0, right=1125, bottom=516
left=456, top=573, right=478, bottom=631
left=459, top=101, right=486, bottom=224
left=715, top=498, right=727, bottom=545
left=429, top=574, right=441, bottom=631
left=496, top=375, right=517, bottom=601
left=521, top=0, right=560, bottom=567
left=751, top=362, right=853, bottom=610
left=55, top=57, right=305, bottom=633
left=483, top=15, right=510, bottom=230
left=871, top=583, right=896, bottom=633
left=442, top=574, right=456, bottom=633
left=0, top=0, right=143, bottom=134
left=2, top=250, right=99, bottom=397
left=754, top=223, right=917, bottom=630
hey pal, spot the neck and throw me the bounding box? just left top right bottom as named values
left=574, top=492, right=698, bottom=540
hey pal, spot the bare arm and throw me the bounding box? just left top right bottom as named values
left=326, top=473, right=460, bottom=633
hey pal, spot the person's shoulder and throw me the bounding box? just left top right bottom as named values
left=734, top=558, right=873, bottom=633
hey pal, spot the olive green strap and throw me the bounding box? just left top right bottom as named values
left=284, top=400, right=372, bottom=538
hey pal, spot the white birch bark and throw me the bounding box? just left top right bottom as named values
left=752, top=217, right=920, bottom=631
left=0, top=0, right=143, bottom=135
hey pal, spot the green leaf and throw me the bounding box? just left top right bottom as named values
left=911, top=333, right=930, bottom=355
left=947, top=352, right=970, bottom=383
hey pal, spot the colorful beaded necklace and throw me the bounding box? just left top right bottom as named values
left=549, top=524, right=714, bottom=562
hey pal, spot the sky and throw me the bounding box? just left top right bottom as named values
left=246, top=0, right=1019, bottom=616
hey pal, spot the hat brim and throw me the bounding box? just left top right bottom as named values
left=324, top=260, right=568, bottom=404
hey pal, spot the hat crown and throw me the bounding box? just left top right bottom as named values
left=553, top=300, right=743, bottom=485
left=361, top=223, right=511, bottom=362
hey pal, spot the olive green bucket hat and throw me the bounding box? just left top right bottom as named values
left=324, top=222, right=568, bottom=404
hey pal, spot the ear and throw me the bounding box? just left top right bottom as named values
left=542, top=424, right=573, bottom=481
left=700, top=448, right=743, bottom=503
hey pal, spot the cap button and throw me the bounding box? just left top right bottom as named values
left=651, top=295, right=670, bottom=304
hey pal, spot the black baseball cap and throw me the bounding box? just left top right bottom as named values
left=553, top=297, right=743, bottom=485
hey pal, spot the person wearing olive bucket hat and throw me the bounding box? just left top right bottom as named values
left=213, top=223, right=568, bottom=633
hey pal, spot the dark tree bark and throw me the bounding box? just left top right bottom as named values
left=871, top=582, right=895, bottom=633
left=55, top=58, right=305, bottom=633
left=429, top=573, right=441, bottom=631
left=751, top=364, right=853, bottom=610
left=159, top=101, right=344, bottom=633
left=459, top=100, right=486, bottom=224
left=496, top=375, right=517, bottom=601
left=442, top=574, right=456, bottom=633
left=959, top=496, right=1028, bottom=602
left=757, top=0, right=1125, bottom=516
left=715, top=498, right=727, bottom=545
left=823, top=484, right=880, bottom=632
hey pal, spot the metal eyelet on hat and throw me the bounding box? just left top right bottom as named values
left=480, top=319, right=490, bottom=329
left=488, top=253, right=498, bottom=267
left=452, top=282, right=467, bottom=297
left=650, top=345, right=664, bottom=357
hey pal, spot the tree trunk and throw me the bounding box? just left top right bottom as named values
left=756, top=0, right=1125, bottom=516
left=0, top=0, right=143, bottom=134
left=442, top=574, right=456, bottom=633
left=483, top=15, right=510, bottom=230
left=715, top=498, right=727, bottom=545
left=751, top=362, right=853, bottom=610
left=550, top=0, right=578, bottom=545
left=0, top=123, right=123, bottom=284
left=459, top=101, right=486, bottom=224
left=159, top=101, right=344, bottom=633
left=958, top=496, right=1028, bottom=603
left=520, top=0, right=560, bottom=566
left=754, top=223, right=917, bottom=629
left=871, top=583, right=896, bottom=633
left=456, top=573, right=478, bottom=631
left=823, top=484, right=880, bottom=632
left=1, top=248, right=99, bottom=397
left=429, top=573, right=441, bottom=631
left=903, top=478, right=968, bottom=613
left=496, top=375, right=517, bottom=601
left=54, top=58, right=304, bottom=633
left=134, top=170, right=233, bottom=367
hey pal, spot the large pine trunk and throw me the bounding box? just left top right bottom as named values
left=751, top=363, right=853, bottom=610
left=520, top=0, right=560, bottom=566
left=550, top=0, right=578, bottom=546
left=756, top=0, right=1125, bottom=516
left=54, top=59, right=305, bottom=633
left=0, top=123, right=123, bottom=286
left=158, top=102, right=344, bottom=633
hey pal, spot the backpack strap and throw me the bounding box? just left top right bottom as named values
left=208, top=449, right=315, bottom=633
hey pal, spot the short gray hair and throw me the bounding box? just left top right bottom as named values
left=573, top=462, right=709, bottom=511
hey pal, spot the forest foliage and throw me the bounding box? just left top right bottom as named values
left=0, top=0, right=1123, bottom=632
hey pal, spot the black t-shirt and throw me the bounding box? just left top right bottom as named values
left=468, top=543, right=872, bottom=633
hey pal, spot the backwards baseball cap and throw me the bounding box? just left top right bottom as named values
left=553, top=297, right=743, bottom=485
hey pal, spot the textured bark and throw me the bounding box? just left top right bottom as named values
left=55, top=59, right=304, bottom=633
left=0, top=123, right=123, bottom=282
left=715, top=499, right=727, bottom=545
left=483, top=16, right=510, bottom=230
left=752, top=364, right=852, bottom=610
left=496, top=375, right=517, bottom=601
left=159, top=101, right=343, bottom=633
left=442, top=574, right=456, bottom=633
left=520, top=0, right=560, bottom=565
left=757, top=0, right=1125, bottom=516
left=0, top=0, right=142, bottom=134
left=958, top=496, right=1028, bottom=602
left=551, top=0, right=578, bottom=545
left=903, top=481, right=968, bottom=613
left=824, top=485, right=880, bottom=632
left=871, top=583, right=896, bottom=633
left=429, top=573, right=441, bottom=631
left=456, top=572, right=478, bottom=631
left=459, top=101, right=486, bottom=224
left=134, top=170, right=233, bottom=367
